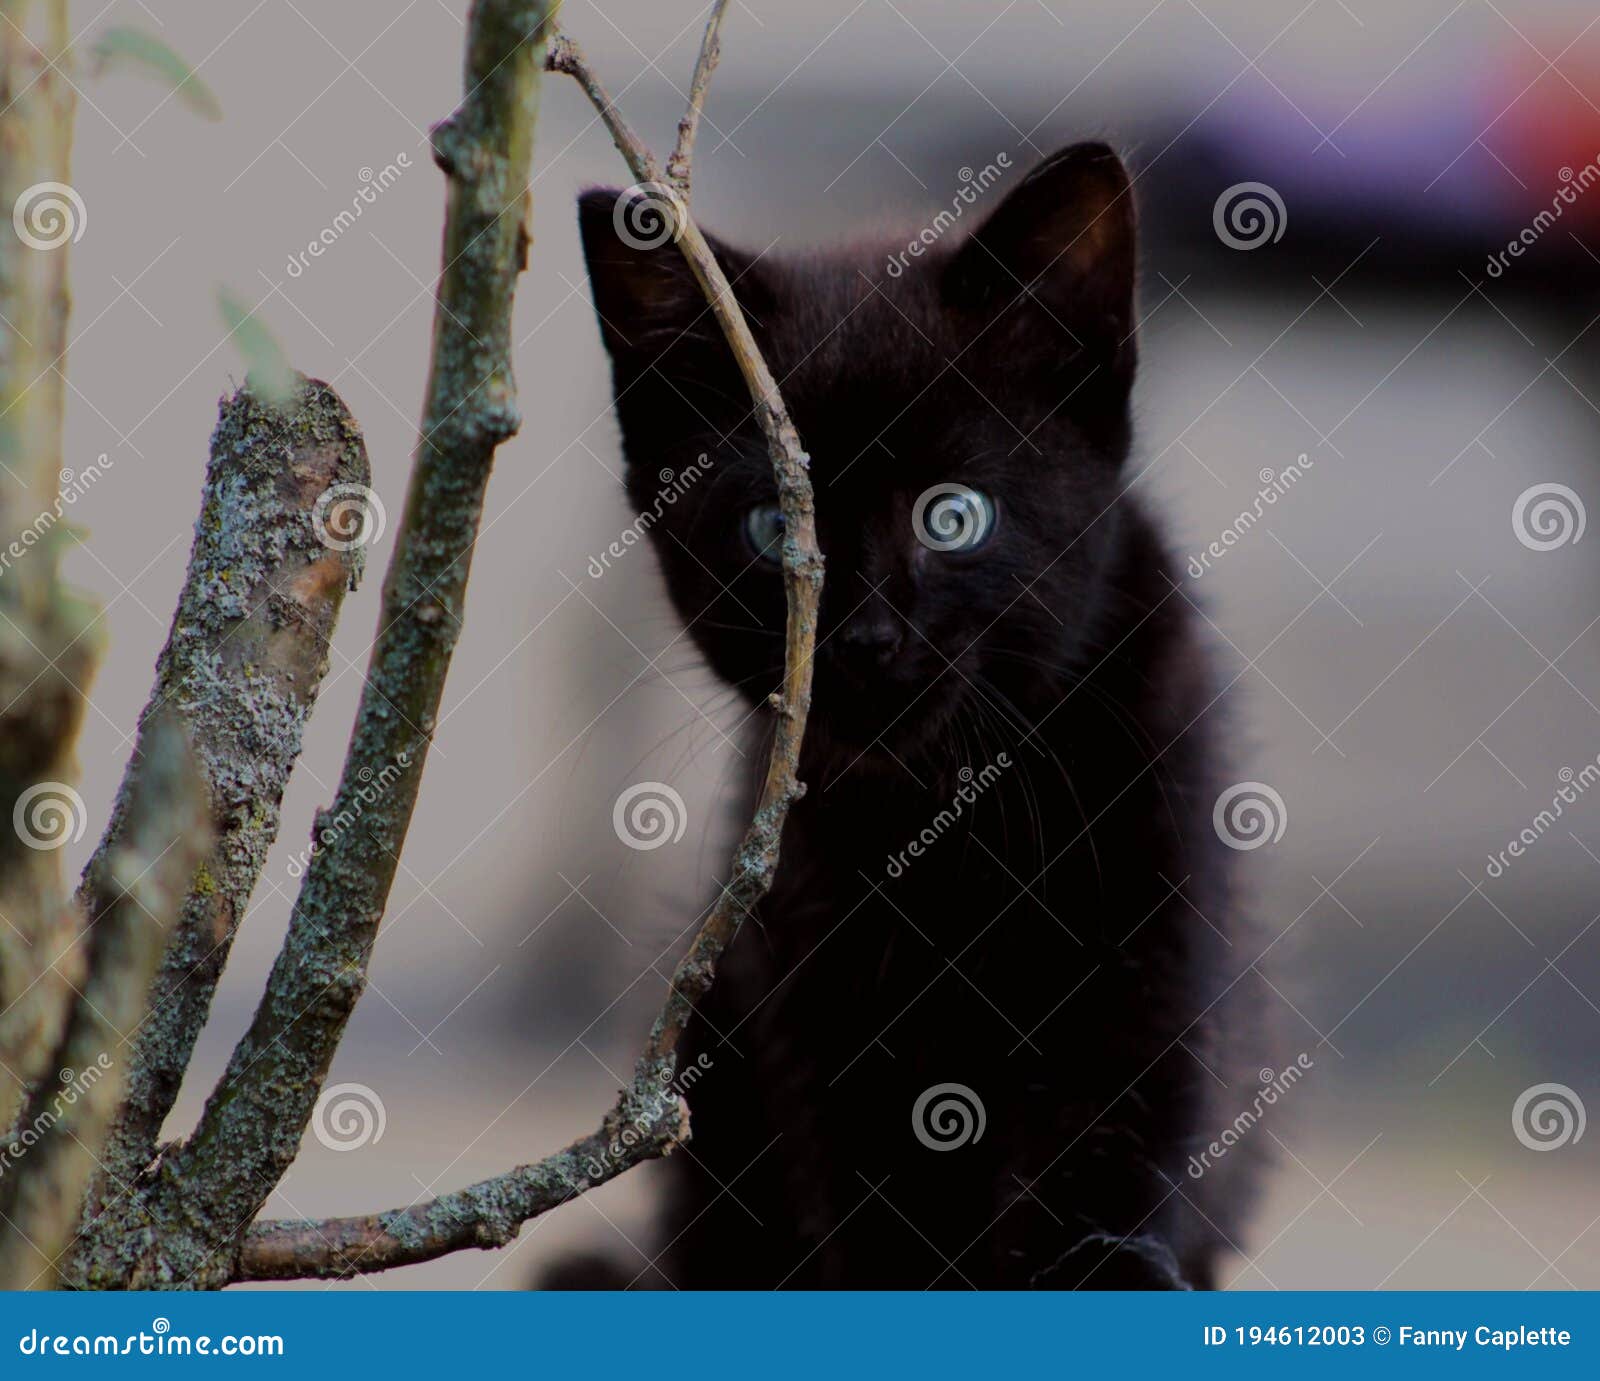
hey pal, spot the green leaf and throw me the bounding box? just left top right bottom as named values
left=90, top=27, right=222, bottom=122
left=217, top=289, right=296, bottom=406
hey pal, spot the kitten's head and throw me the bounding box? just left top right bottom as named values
left=579, top=142, right=1139, bottom=773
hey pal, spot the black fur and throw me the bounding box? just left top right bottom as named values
left=566, top=143, right=1267, bottom=1288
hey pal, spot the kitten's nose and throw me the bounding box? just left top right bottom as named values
left=838, top=611, right=903, bottom=669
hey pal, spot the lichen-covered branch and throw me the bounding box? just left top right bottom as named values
left=236, top=1073, right=688, bottom=1281
left=227, top=13, right=823, bottom=1283
left=60, top=377, right=369, bottom=1283
left=0, top=716, right=208, bottom=1289
left=0, top=0, right=100, bottom=1140
left=62, top=0, right=559, bottom=1290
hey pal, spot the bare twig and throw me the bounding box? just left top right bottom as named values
left=62, top=376, right=369, bottom=1283
left=232, top=11, right=823, bottom=1282
left=0, top=716, right=209, bottom=1289
left=664, top=0, right=729, bottom=195
left=547, top=24, right=821, bottom=1072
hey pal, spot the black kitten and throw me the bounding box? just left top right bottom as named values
left=568, top=143, right=1267, bottom=1289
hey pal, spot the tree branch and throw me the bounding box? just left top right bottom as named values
left=66, top=0, right=563, bottom=1291
left=237, top=1077, right=688, bottom=1281
left=61, top=376, right=369, bottom=1284
left=0, top=716, right=209, bottom=1289
left=0, top=0, right=99, bottom=1142
left=664, top=0, right=728, bottom=196
left=546, top=23, right=821, bottom=1071
left=230, top=10, right=823, bottom=1283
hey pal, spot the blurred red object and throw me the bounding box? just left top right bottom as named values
left=1494, top=24, right=1600, bottom=233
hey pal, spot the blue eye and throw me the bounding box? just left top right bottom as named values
left=912, top=484, right=997, bottom=552
left=744, top=502, right=785, bottom=564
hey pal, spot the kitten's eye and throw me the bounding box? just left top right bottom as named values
left=743, top=502, right=785, bottom=565
left=912, top=484, right=997, bottom=553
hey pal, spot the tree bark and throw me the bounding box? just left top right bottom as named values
left=62, top=376, right=369, bottom=1286
left=0, top=0, right=98, bottom=1142
left=70, top=0, right=558, bottom=1290
left=0, top=716, right=208, bottom=1288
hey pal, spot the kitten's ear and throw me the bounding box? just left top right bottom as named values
left=944, top=142, right=1137, bottom=391
left=577, top=187, right=765, bottom=383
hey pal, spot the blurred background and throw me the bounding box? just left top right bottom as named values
left=50, top=0, right=1600, bottom=1288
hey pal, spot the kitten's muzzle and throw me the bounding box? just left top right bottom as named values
left=835, top=611, right=904, bottom=673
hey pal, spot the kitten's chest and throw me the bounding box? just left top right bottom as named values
left=744, top=793, right=1119, bottom=1055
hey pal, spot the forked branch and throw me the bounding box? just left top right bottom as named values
left=665, top=0, right=728, bottom=195
left=234, top=0, right=823, bottom=1282
left=68, top=0, right=558, bottom=1289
